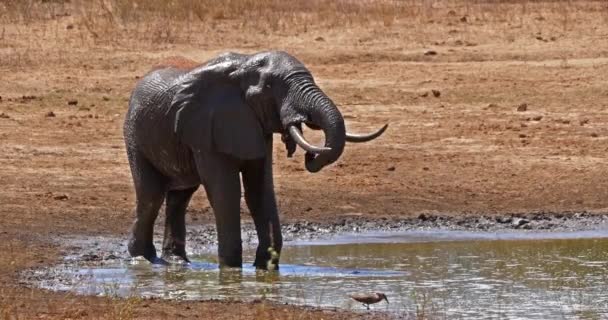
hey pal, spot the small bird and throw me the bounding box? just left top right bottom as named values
left=349, top=292, right=389, bottom=310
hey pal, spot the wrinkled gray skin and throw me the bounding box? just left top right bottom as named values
left=124, top=51, right=387, bottom=269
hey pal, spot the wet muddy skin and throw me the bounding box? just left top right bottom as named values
left=21, top=213, right=608, bottom=318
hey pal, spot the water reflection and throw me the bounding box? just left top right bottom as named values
left=38, top=230, right=608, bottom=318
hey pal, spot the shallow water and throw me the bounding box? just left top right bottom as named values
left=36, top=230, right=608, bottom=318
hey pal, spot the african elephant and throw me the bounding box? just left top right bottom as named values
left=124, top=51, right=387, bottom=269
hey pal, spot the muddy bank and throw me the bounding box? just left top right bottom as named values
left=31, top=211, right=608, bottom=268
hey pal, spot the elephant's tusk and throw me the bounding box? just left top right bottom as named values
left=345, top=124, right=388, bottom=143
left=288, top=125, right=332, bottom=154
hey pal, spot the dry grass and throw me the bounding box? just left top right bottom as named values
left=1, top=0, right=606, bottom=46
left=0, top=0, right=605, bottom=69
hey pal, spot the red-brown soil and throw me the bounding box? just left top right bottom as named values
left=1, top=1, right=607, bottom=318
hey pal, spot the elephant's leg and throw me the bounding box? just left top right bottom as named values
left=196, top=152, right=243, bottom=268
left=242, top=138, right=283, bottom=269
left=126, top=149, right=167, bottom=264
left=162, top=186, right=198, bottom=262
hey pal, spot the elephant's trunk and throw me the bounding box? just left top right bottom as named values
left=282, top=75, right=346, bottom=173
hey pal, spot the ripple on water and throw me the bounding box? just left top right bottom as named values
left=29, top=230, right=608, bottom=318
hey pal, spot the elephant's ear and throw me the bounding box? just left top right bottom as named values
left=171, top=61, right=267, bottom=160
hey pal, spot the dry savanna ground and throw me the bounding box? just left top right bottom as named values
left=1, top=0, right=608, bottom=319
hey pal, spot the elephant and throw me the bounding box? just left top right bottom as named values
left=123, top=51, right=387, bottom=269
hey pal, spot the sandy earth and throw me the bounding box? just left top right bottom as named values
left=1, top=1, right=608, bottom=319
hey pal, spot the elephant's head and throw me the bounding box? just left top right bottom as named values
left=172, top=51, right=387, bottom=172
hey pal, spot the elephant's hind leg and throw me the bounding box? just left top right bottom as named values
left=162, top=186, right=198, bottom=262
left=127, top=149, right=168, bottom=264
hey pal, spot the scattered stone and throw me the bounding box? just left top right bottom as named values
left=519, top=134, right=527, bottom=138
left=78, top=107, right=90, bottom=111
left=314, top=36, right=325, bottom=42
left=579, top=119, right=589, bottom=126
left=447, top=10, right=457, bottom=16
left=532, top=115, right=543, bottom=121
left=81, top=253, right=101, bottom=261
left=431, top=90, right=441, bottom=98
left=45, top=111, right=56, bottom=117
left=516, top=103, right=528, bottom=112
left=53, top=194, right=69, bottom=201
left=512, top=218, right=529, bottom=228
left=496, top=216, right=513, bottom=224
left=67, top=99, right=78, bottom=106
left=424, top=50, right=438, bottom=56
left=418, top=213, right=428, bottom=221
left=66, top=24, right=74, bottom=30
left=591, top=133, right=599, bottom=138
left=484, top=103, right=499, bottom=110
left=423, top=167, right=429, bottom=171
left=387, top=166, right=396, bottom=171
left=0, top=113, right=9, bottom=119
left=460, top=16, right=468, bottom=23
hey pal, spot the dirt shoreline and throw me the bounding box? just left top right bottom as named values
left=27, top=210, right=608, bottom=268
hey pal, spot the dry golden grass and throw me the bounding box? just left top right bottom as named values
left=1, top=0, right=606, bottom=46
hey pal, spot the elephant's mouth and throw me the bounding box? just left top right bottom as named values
left=285, top=122, right=389, bottom=173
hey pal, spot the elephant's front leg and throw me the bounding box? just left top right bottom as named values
left=242, top=138, right=283, bottom=269
left=197, top=152, right=243, bottom=268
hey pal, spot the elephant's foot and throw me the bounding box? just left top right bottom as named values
left=161, top=248, right=190, bottom=264
left=253, top=245, right=280, bottom=270
left=128, top=237, right=165, bottom=264
left=218, top=255, right=243, bottom=269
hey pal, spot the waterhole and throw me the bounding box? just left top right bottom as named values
left=33, top=230, right=608, bottom=318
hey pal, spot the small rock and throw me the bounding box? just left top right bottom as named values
left=424, top=50, right=438, bottom=56
left=591, top=133, right=599, bottom=138
left=314, top=36, right=325, bottom=42
left=0, top=113, right=9, bottom=119
left=53, top=194, right=69, bottom=201
left=78, top=107, right=90, bottom=111
left=460, top=16, right=468, bottom=23
left=420, top=92, right=429, bottom=98
left=579, top=119, right=589, bottom=126
left=45, top=111, right=56, bottom=117
left=519, top=134, right=527, bottom=138
left=423, top=167, right=429, bottom=171
left=387, top=166, right=396, bottom=171
left=497, top=216, right=513, bottom=224
left=532, top=115, right=543, bottom=121
left=484, top=103, right=499, bottom=110
left=512, top=218, right=529, bottom=228
left=431, top=89, right=441, bottom=97
left=418, top=213, right=429, bottom=221
left=66, top=24, right=74, bottom=30
left=516, top=103, right=528, bottom=112
left=67, top=99, right=78, bottom=106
